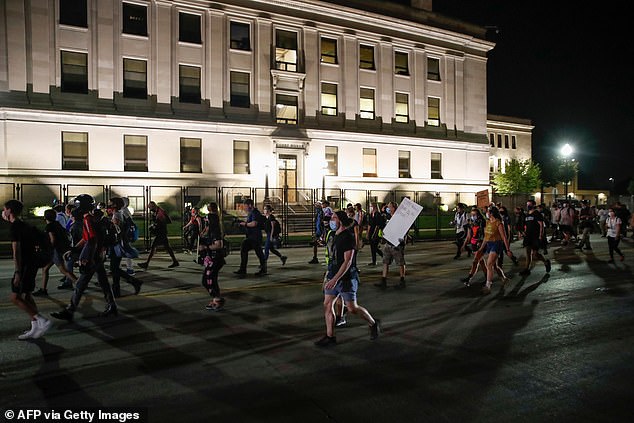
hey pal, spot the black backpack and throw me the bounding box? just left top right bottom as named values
left=32, top=226, right=53, bottom=268
left=96, top=217, right=119, bottom=249
left=271, top=218, right=282, bottom=238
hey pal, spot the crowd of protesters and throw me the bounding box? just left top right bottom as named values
left=2, top=194, right=631, bottom=344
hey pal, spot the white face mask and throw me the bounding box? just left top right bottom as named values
left=1, top=208, right=9, bottom=221
left=486, top=213, right=491, bottom=219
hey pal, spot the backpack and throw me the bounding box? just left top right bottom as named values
left=255, top=209, right=267, bottom=231
left=271, top=218, right=282, bottom=238
left=124, top=216, right=139, bottom=242
left=96, top=218, right=119, bottom=249
left=32, top=226, right=53, bottom=268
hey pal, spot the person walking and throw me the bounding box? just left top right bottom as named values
left=480, top=206, right=514, bottom=295
left=200, top=209, right=227, bottom=311
left=107, top=197, right=142, bottom=298
left=32, top=209, right=78, bottom=296
left=519, top=200, right=552, bottom=276
left=451, top=203, right=469, bottom=259
left=121, top=197, right=138, bottom=275
left=139, top=201, right=179, bottom=269
left=263, top=204, right=287, bottom=266
left=51, top=194, right=118, bottom=321
left=606, top=207, right=625, bottom=263
left=366, top=202, right=385, bottom=266
left=315, top=211, right=380, bottom=347
left=576, top=200, right=595, bottom=251
left=2, top=200, right=53, bottom=340
left=375, top=202, right=407, bottom=289
left=234, top=199, right=267, bottom=277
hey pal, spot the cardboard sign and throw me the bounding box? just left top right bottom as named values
left=382, top=197, right=423, bottom=246
left=476, top=190, right=490, bottom=209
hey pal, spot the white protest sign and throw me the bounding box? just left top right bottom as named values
left=382, top=197, right=423, bottom=246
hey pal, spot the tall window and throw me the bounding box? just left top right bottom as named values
left=275, top=94, right=298, bottom=125
left=497, top=134, right=502, bottom=148
left=230, top=22, right=250, bottom=50
left=60, top=0, right=87, bottom=27
left=122, top=2, right=147, bottom=36
left=321, top=83, right=337, bottom=116
left=124, top=135, right=148, bottom=172
left=123, top=58, right=147, bottom=99
left=180, top=138, right=201, bottom=173
left=359, top=45, right=375, bottom=70
left=395, top=93, right=409, bottom=123
left=489, top=156, right=495, bottom=172
left=179, top=13, right=201, bottom=44
left=275, top=30, right=298, bottom=72
left=504, top=135, right=510, bottom=149
left=431, top=152, right=442, bottom=179
left=325, top=146, right=338, bottom=176
left=179, top=65, right=201, bottom=104
left=230, top=71, right=250, bottom=108
left=512, top=135, right=517, bottom=149
left=399, top=151, right=411, bottom=178
left=360, top=88, right=375, bottom=120
left=427, top=97, right=440, bottom=126
left=61, top=51, right=88, bottom=94
left=321, top=37, right=337, bottom=64
left=363, top=148, right=377, bottom=177
left=427, top=57, right=440, bottom=81
left=233, top=140, right=250, bottom=174
left=62, top=132, right=88, bottom=170
left=395, top=52, right=409, bottom=75
left=489, top=133, right=495, bottom=147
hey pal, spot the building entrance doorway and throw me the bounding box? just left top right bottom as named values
left=278, top=154, right=297, bottom=203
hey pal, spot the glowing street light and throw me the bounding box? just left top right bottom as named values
left=560, top=143, right=573, bottom=157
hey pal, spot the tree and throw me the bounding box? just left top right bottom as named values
left=492, top=159, right=542, bottom=196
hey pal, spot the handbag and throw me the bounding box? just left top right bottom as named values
left=113, top=241, right=139, bottom=259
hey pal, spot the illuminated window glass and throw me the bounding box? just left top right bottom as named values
left=363, top=148, right=377, bottom=177
left=123, top=58, right=147, bottom=99
left=62, top=132, right=88, bottom=170
left=360, top=88, right=375, bottom=120
left=360, top=45, right=375, bottom=70
left=321, top=37, right=337, bottom=64
left=427, top=57, right=440, bottom=81
left=233, top=140, right=250, bottom=174
left=276, top=94, right=298, bottom=125
left=230, top=71, right=250, bottom=108
left=395, top=93, right=409, bottom=123
left=399, top=150, right=411, bottom=178
left=321, top=83, right=337, bottom=116
left=275, top=30, right=298, bottom=72
left=180, top=138, right=201, bottom=173
left=427, top=97, right=440, bottom=126
left=325, top=146, right=338, bottom=176
left=395, top=52, right=409, bottom=75
left=124, top=135, right=148, bottom=172
left=61, top=51, right=88, bottom=94
left=431, top=152, right=442, bottom=179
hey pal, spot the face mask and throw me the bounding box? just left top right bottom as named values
left=527, top=205, right=534, bottom=211
left=471, top=215, right=477, bottom=221
left=329, top=221, right=338, bottom=231
left=386, top=208, right=391, bottom=214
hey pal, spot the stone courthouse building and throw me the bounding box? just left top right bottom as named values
left=0, top=0, right=496, bottom=212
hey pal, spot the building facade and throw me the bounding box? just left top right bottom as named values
left=486, top=114, right=533, bottom=176
left=0, top=0, right=494, bottom=211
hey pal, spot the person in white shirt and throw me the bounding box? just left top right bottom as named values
left=605, top=208, right=625, bottom=263
left=451, top=203, right=468, bottom=259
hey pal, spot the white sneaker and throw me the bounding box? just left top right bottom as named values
left=17, top=321, right=38, bottom=340
left=32, top=316, right=52, bottom=339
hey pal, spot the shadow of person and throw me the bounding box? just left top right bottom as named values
left=28, top=338, right=101, bottom=408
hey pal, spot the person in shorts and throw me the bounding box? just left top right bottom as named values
left=315, top=211, right=380, bottom=347
left=139, top=201, right=179, bottom=269
left=375, top=202, right=406, bottom=289
left=3, top=200, right=52, bottom=340
left=520, top=199, right=552, bottom=276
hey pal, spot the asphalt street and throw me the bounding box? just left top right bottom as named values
left=1, top=235, right=633, bottom=423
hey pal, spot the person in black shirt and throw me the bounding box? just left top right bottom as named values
left=520, top=200, right=551, bottom=276
left=234, top=199, right=267, bottom=277
left=32, top=209, right=78, bottom=296
left=315, top=211, right=380, bottom=347
left=3, top=200, right=52, bottom=340
left=366, top=202, right=384, bottom=266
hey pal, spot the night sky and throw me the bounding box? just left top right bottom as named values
left=398, top=1, right=633, bottom=191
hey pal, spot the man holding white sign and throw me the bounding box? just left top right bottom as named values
left=374, top=199, right=423, bottom=290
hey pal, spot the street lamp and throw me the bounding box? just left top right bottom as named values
left=264, top=164, right=270, bottom=201
left=609, top=177, right=615, bottom=200
left=560, top=143, right=574, bottom=199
